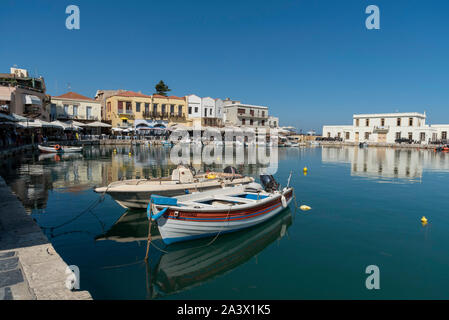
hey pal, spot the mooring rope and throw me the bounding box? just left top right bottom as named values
left=39, top=184, right=111, bottom=230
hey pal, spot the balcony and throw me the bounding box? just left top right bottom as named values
left=118, top=111, right=135, bottom=120
left=373, top=126, right=389, bottom=133
left=237, top=112, right=267, bottom=119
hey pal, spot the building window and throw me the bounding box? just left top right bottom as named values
left=397, top=118, right=401, bottom=126
left=337, top=132, right=341, bottom=138
left=73, top=105, right=78, bottom=116
left=195, top=107, right=198, bottom=113
left=126, top=102, right=132, bottom=113
left=345, top=132, right=350, bottom=139
left=170, top=104, right=175, bottom=115
left=381, top=118, right=385, bottom=127
left=365, top=132, right=370, bottom=140
left=250, top=119, right=253, bottom=125
left=261, top=120, right=265, bottom=126
left=210, top=109, right=212, bottom=116
left=327, top=132, right=331, bottom=138
left=153, top=103, right=158, bottom=112
left=64, top=104, right=69, bottom=115
left=118, top=101, right=124, bottom=113
left=262, top=111, right=265, bottom=117
left=442, top=131, right=447, bottom=140
left=238, top=108, right=245, bottom=114
left=250, top=109, right=254, bottom=116
left=161, top=104, right=166, bottom=114
left=408, top=132, right=413, bottom=140
left=366, top=119, right=369, bottom=127
left=107, top=102, right=111, bottom=113
left=178, top=106, right=183, bottom=116
left=396, top=132, right=401, bottom=140
left=204, top=109, right=207, bottom=117
left=432, top=133, right=437, bottom=141
left=86, top=106, right=92, bottom=119
left=144, top=103, right=149, bottom=113
left=356, top=119, right=359, bottom=126
left=409, top=118, right=413, bottom=126
left=136, top=102, right=141, bottom=112
left=420, top=132, right=426, bottom=141
left=242, top=119, right=246, bottom=125
left=188, top=107, right=192, bottom=114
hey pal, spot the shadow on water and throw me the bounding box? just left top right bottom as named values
left=95, top=207, right=293, bottom=299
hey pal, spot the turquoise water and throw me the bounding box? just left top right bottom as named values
left=1, top=145, right=449, bottom=299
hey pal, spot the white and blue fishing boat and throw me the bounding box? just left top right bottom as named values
left=147, top=175, right=294, bottom=245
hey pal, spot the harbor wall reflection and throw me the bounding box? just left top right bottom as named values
left=322, top=146, right=449, bottom=182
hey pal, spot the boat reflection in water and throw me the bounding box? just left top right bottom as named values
left=96, top=207, right=293, bottom=299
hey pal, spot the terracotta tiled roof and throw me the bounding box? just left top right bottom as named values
left=115, top=91, right=152, bottom=98
left=53, top=92, right=95, bottom=101
left=153, top=94, right=185, bottom=101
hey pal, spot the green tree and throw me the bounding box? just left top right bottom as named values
left=154, top=80, right=171, bottom=96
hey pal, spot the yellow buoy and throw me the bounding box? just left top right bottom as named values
left=421, top=216, right=428, bottom=223
left=113, top=149, right=117, bottom=153
left=303, top=167, right=308, bottom=172
left=300, top=205, right=311, bottom=211
left=129, top=152, right=132, bottom=156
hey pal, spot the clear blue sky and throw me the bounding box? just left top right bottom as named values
left=1, top=0, right=449, bottom=132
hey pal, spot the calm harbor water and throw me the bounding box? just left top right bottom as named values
left=1, top=145, right=449, bottom=299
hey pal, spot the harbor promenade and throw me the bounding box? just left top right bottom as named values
left=0, top=176, right=92, bottom=300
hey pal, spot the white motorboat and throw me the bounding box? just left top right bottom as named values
left=94, top=166, right=255, bottom=210
left=148, top=175, right=293, bottom=244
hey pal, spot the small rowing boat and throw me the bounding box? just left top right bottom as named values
left=38, top=145, right=83, bottom=153
left=147, top=175, right=293, bottom=244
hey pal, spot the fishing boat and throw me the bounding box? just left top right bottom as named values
left=147, top=174, right=294, bottom=244
left=38, top=145, right=83, bottom=153
left=94, top=166, right=255, bottom=210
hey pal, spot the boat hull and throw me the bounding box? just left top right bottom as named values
left=156, top=189, right=293, bottom=244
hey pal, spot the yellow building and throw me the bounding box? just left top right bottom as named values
left=105, top=91, right=152, bottom=128
left=105, top=91, right=189, bottom=128
left=151, top=94, right=189, bottom=126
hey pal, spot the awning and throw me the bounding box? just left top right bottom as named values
left=84, top=121, right=112, bottom=128
left=0, top=94, right=11, bottom=101
left=23, top=95, right=42, bottom=105
left=120, top=117, right=128, bottom=120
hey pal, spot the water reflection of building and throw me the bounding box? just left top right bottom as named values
left=0, top=145, right=285, bottom=212
left=322, top=147, right=449, bottom=181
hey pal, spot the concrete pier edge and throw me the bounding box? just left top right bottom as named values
left=0, top=176, right=92, bottom=300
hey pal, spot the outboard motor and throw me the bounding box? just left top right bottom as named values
left=260, top=175, right=279, bottom=192
left=224, top=166, right=239, bottom=175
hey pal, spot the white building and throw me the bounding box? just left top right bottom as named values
left=223, top=98, right=269, bottom=128
left=268, top=116, right=279, bottom=128
left=322, top=112, right=449, bottom=144
left=186, top=94, right=223, bottom=127
left=49, top=92, right=101, bottom=122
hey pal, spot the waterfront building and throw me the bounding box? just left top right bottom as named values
left=104, top=91, right=152, bottom=128
left=94, top=89, right=127, bottom=121
left=322, top=112, right=449, bottom=144
left=186, top=94, right=223, bottom=127
left=49, top=92, right=101, bottom=122
left=104, top=92, right=188, bottom=128
left=223, top=98, right=269, bottom=128
left=151, top=94, right=188, bottom=126
left=268, top=116, right=279, bottom=128
left=0, top=67, right=50, bottom=120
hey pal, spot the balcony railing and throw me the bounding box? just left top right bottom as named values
left=237, top=113, right=268, bottom=119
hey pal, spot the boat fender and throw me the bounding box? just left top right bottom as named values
left=281, top=195, right=287, bottom=208
left=54, top=144, right=61, bottom=151
left=300, top=205, right=311, bottom=211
